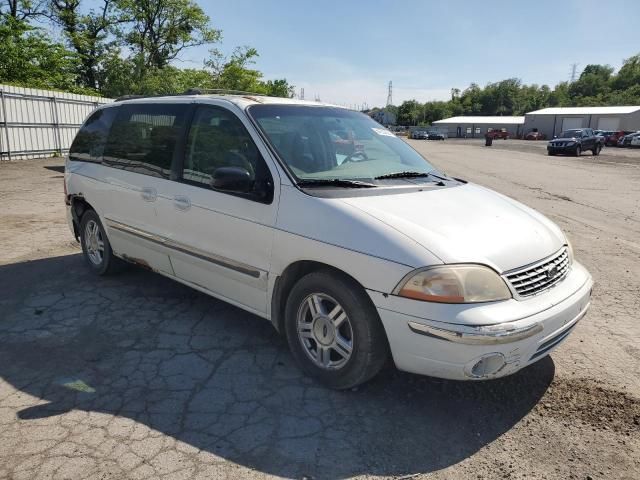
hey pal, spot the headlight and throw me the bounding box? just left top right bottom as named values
left=566, top=237, right=574, bottom=265
left=394, top=265, right=512, bottom=303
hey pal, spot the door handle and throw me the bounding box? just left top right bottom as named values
left=141, top=187, right=157, bottom=202
left=173, top=195, right=191, bottom=211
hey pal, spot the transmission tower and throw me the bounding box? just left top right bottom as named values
left=300, top=88, right=305, bottom=100
left=570, top=63, right=579, bottom=83
left=386, top=81, right=393, bottom=106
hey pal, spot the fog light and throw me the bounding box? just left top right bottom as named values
left=465, top=353, right=506, bottom=378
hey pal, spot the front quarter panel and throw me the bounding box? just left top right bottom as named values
left=271, top=185, right=442, bottom=294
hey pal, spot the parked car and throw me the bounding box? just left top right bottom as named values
left=619, top=132, right=640, bottom=147
left=525, top=130, right=546, bottom=140
left=427, top=130, right=445, bottom=140
left=486, top=128, right=510, bottom=139
left=624, top=132, right=640, bottom=147
left=608, top=130, right=634, bottom=146
left=547, top=128, right=604, bottom=156
left=65, top=93, right=592, bottom=389
left=411, top=130, right=429, bottom=140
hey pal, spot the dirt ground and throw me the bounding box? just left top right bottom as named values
left=0, top=141, right=638, bottom=480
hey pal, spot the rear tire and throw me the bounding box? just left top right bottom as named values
left=284, top=270, right=389, bottom=389
left=80, top=210, right=124, bottom=275
left=592, top=145, right=601, bottom=156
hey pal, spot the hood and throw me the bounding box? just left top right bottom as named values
left=551, top=136, right=578, bottom=142
left=339, top=183, right=565, bottom=272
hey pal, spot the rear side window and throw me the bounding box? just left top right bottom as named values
left=103, top=103, right=188, bottom=178
left=69, top=107, right=118, bottom=163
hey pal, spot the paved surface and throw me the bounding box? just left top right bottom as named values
left=0, top=144, right=638, bottom=479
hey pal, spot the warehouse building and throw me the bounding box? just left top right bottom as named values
left=523, top=106, right=640, bottom=139
left=431, top=116, right=524, bottom=138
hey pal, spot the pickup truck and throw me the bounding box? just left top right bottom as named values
left=486, top=128, right=510, bottom=139
left=547, top=128, right=604, bottom=156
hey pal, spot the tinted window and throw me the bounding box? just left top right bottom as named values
left=184, top=106, right=272, bottom=199
left=69, top=107, right=118, bottom=163
left=103, top=103, right=188, bottom=178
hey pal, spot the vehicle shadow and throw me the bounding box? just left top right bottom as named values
left=0, top=254, right=554, bottom=479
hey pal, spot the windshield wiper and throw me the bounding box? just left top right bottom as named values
left=375, top=171, right=450, bottom=184
left=296, top=178, right=377, bottom=188
left=375, top=171, right=429, bottom=179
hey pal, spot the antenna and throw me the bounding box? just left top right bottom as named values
left=570, top=63, right=579, bottom=83
left=386, top=81, right=393, bottom=106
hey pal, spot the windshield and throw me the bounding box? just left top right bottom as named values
left=248, top=105, right=436, bottom=182
left=559, top=129, right=582, bottom=138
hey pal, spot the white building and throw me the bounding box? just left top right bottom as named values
left=524, top=106, right=640, bottom=139
left=432, top=116, right=525, bottom=138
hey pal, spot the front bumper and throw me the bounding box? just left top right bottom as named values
left=66, top=204, right=76, bottom=238
left=547, top=145, right=578, bottom=154
left=368, top=261, right=593, bottom=380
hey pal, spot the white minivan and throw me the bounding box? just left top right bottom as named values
left=65, top=93, right=593, bottom=389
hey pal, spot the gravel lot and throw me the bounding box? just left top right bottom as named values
left=0, top=141, right=638, bottom=480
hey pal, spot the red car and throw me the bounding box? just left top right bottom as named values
left=486, top=128, right=510, bottom=139
left=606, top=130, right=633, bottom=146
left=525, top=130, right=546, bottom=140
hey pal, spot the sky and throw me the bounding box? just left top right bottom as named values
left=176, top=0, right=640, bottom=108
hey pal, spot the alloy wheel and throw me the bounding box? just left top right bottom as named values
left=296, top=293, right=354, bottom=370
left=84, top=219, right=105, bottom=266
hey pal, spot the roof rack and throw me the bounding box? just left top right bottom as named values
left=114, top=88, right=267, bottom=102
left=182, top=88, right=266, bottom=96
left=114, top=94, right=147, bottom=102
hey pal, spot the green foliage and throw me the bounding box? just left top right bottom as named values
left=116, top=0, right=221, bottom=70
left=0, top=16, right=90, bottom=92
left=395, top=58, right=640, bottom=125
left=0, top=0, right=293, bottom=98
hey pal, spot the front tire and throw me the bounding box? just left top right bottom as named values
left=80, top=210, right=124, bottom=275
left=284, top=270, right=389, bottom=389
left=592, top=145, right=601, bottom=156
left=575, top=146, right=581, bottom=157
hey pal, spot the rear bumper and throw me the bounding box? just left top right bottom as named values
left=369, top=262, right=593, bottom=380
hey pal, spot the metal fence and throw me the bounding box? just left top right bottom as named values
left=0, top=84, right=113, bottom=161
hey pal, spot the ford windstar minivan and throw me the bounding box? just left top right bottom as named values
left=65, top=92, right=593, bottom=389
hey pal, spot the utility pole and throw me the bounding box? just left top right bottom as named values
left=300, top=88, right=305, bottom=100
left=570, top=63, right=579, bottom=83
left=386, top=81, right=393, bottom=106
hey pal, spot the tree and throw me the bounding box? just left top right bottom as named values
left=205, top=47, right=294, bottom=96
left=613, top=54, right=640, bottom=91
left=0, top=16, right=82, bottom=91
left=568, top=64, right=613, bottom=99
left=50, top=0, right=122, bottom=90
left=1, top=0, right=47, bottom=21
left=117, top=0, right=221, bottom=72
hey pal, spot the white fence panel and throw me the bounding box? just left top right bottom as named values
left=0, top=84, right=113, bottom=161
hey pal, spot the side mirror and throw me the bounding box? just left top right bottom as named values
left=211, top=166, right=253, bottom=192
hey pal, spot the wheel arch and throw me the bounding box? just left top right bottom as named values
left=69, top=195, right=96, bottom=240
left=270, top=260, right=373, bottom=335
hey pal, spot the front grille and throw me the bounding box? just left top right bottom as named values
left=505, top=248, right=570, bottom=298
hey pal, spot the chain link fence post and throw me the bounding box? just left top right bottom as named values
left=0, top=89, right=11, bottom=162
